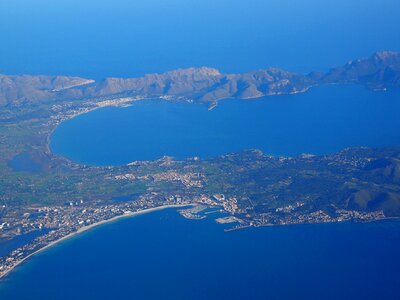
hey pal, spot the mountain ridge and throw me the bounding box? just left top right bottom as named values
left=1, top=51, right=399, bottom=107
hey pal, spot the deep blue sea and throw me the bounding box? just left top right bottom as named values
left=51, top=85, right=400, bottom=164
left=0, top=0, right=399, bottom=78
left=2, top=0, right=400, bottom=299
left=1, top=209, right=399, bottom=300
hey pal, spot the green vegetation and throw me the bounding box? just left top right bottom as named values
left=1, top=52, right=400, bottom=226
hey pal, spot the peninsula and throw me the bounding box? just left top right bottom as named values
left=0, top=51, right=400, bottom=279
left=1, top=51, right=399, bottom=108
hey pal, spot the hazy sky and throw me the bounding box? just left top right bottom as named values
left=1, top=0, right=399, bottom=78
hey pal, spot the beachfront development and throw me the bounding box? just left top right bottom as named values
left=0, top=189, right=389, bottom=279
left=1, top=52, right=400, bottom=281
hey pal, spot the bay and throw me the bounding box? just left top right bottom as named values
left=51, top=85, right=400, bottom=165
left=0, top=209, right=399, bottom=300
left=2, top=1, right=400, bottom=298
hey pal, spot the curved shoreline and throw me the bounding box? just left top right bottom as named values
left=0, top=204, right=188, bottom=281
left=45, top=96, right=147, bottom=159
left=0, top=96, right=190, bottom=280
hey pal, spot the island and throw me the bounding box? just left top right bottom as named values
left=0, top=51, right=399, bottom=279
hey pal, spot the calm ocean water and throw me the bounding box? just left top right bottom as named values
left=51, top=85, right=400, bottom=165
left=1, top=209, right=399, bottom=300
left=2, top=0, right=400, bottom=298
left=44, top=84, right=400, bottom=299
left=0, top=0, right=399, bottom=78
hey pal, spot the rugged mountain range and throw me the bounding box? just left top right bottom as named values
left=312, top=51, right=400, bottom=90
left=0, top=75, right=94, bottom=107
left=1, top=51, right=399, bottom=107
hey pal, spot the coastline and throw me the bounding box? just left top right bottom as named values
left=0, top=204, right=188, bottom=281
left=223, top=216, right=400, bottom=232
left=45, top=95, right=192, bottom=164
left=2, top=94, right=196, bottom=280
left=3, top=83, right=400, bottom=282
left=44, top=96, right=148, bottom=157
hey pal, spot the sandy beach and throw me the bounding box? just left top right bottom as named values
left=0, top=204, right=189, bottom=280
left=0, top=96, right=184, bottom=281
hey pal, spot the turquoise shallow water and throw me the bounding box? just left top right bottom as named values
left=0, top=209, right=399, bottom=300
left=51, top=85, right=400, bottom=165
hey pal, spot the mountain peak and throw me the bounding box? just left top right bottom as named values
left=1, top=51, right=399, bottom=107
left=372, top=51, right=399, bottom=60
left=163, top=67, right=221, bottom=77
left=371, top=51, right=400, bottom=68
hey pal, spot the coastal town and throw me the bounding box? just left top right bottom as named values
left=1, top=0, right=400, bottom=295
left=0, top=66, right=399, bottom=281
left=0, top=188, right=389, bottom=279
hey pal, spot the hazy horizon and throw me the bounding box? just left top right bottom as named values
left=1, top=0, right=399, bottom=79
